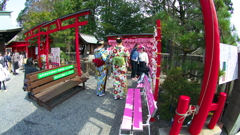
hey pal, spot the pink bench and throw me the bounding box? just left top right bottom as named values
left=119, top=75, right=158, bottom=135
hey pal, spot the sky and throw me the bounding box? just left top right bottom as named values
left=5, top=0, right=26, bottom=27
left=5, top=0, right=240, bottom=36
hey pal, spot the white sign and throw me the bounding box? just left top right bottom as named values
left=50, top=47, right=61, bottom=67
left=35, top=47, right=38, bottom=55
left=219, top=43, right=238, bottom=84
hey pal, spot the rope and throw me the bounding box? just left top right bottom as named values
left=175, top=105, right=199, bottom=123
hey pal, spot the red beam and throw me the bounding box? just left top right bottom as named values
left=43, top=21, right=88, bottom=35
left=61, top=11, right=90, bottom=22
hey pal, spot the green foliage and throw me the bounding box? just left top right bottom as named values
left=0, top=0, right=8, bottom=11
left=159, top=67, right=201, bottom=120
left=60, top=51, right=70, bottom=61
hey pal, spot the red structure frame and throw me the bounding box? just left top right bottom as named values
left=6, top=41, right=37, bottom=59
left=189, top=0, right=226, bottom=134
left=24, top=9, right=91, bottom=76
left=170, top=0, right=227, bottom=134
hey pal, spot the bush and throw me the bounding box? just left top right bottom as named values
left=159, top=67, right=201, bottom=121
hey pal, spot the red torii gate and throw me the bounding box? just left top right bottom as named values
left=24, top=9, right=91, bottom=76
left=170, top=0, right=227, bottom=134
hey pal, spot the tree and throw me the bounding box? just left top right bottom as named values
left=0, top=0, right=8, bottom=11
left=215, top=0, right=238, bottom=45
left=97, top=0, right=153, bottom=38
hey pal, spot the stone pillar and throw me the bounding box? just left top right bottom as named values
left=222, top=53, right=240, bottom=135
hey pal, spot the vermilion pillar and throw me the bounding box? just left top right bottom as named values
left=75, top=17, right=81, bottom=76
left=25, top=40, right=28, bottom=58
left=189, top=0, right=220, bottom=134
left=46, top=34, right=50, bottom=69
left=208, top=92, right=227, bottom=129
left=154, top=20, right=162, bottom=101
left=38, top=34, right=42, bottom=68
left=170, top=95, right=190, bottom=135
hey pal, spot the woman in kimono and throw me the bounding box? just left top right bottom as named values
left=109, top=37, right=130, bottom=99
left=93, top=40, right=109, bottom=97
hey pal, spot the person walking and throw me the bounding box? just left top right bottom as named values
left=109, top=37, right=130, bottom=100
left=130, top=44, right=139, bottom=80
left=12, top=50, right=20, bottom=75
left=0, top=64, right=7, bottom=92
left=93, top=40, right=109, bottom=97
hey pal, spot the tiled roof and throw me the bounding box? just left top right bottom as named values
left=0, top=11, right=22, bottom=43
left=0, top=11, right=21, bottom=30
left=80, top=33, right=98, bottom=44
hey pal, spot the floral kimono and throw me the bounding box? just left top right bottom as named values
left=109, top=46, right=130, bottom=99
left=94, top=47, right=109, bottom=96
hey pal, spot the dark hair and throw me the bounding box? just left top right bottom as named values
left=134, top=44, right=138, bottom=48
left=104, top=42, right=110, bottom=50
left=116, top=37, right=122, bottom=43
left=26, top=57, right=34, bottom=66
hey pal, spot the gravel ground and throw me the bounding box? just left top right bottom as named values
left=0, top=69, right=229, bottom=135
left=0, top=69, right=167, bottom=135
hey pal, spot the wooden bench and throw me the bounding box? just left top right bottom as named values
left=26, top=64, right=89, bottom=111
left=119, top=74, right=158, bottom=135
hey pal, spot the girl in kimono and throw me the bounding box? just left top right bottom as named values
left=94, top=40, right=109, bottom=96
left=109, top=37, right=130, bottom=99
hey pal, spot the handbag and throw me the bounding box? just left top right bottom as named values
left=92, top=58, right=105, bottom=67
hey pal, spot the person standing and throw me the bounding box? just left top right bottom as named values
left=138, top=46, right=149, bottom=66
left=12, top=50, right=20, bottom=75
left=93, top=40, right=109, bottom=97
left=5, top=52, right=12, bottom=73
left=23, top=57, right=39, bottom=91
left=4, top=52, right=10, bottom=70
left=130, top=44, right=139, bottom=80
left=0, top=64, right=7, bottom=92
left=137, top=46, right=150, bottom=77
left=109, top=37, right=130, bottom=100
left=0, top=52, right=5, bottom=67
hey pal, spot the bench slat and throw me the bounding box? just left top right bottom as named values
left=36, top=80, right=79, bottom=102
left=35, top=77, right=88, bottom=103
left=132, top=88, right=143, bottom=131
left=30, top=72, right=78, bottom=94
left=144, top=75, right=158, bottom=117
left=121, top=88, right=134, bottom=131
left=26, top=64, right=78, bottom=80
left=27, top=68, right=78, bottom=88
